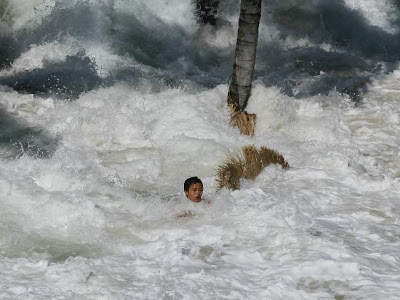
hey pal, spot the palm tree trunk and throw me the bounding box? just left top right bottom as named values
left=228, top=0, right=262, bottom=110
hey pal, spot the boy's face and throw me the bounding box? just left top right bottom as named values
left=185, top=183, right=203, bottom=202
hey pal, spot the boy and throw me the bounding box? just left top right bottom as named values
left=184, top=176, right=203, bottom=203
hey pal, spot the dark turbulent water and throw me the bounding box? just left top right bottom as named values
left=1, top=0, right=399, bottom=100
left=1, top=1, right=400, bottom=299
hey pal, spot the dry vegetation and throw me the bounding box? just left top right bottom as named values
left=216, top=145, right=289, bottom=190
left=259, top=146, right=289, bottom=169
left=229, top=103, right=256, bottom=137
left=242, top=145, right=262, bottom=180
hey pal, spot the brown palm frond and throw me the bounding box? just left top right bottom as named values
left=259, top=146, right=289, bottom=169
left=241, top=145, right=262, bottom=180
left=216, top=145, right=289, bottom=191
left=216, top=155, right=243, bottom=191
left=229, top=103, right=256, bottom=137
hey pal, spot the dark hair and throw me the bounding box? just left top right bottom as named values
left=184, top=177, right=203, bottom=191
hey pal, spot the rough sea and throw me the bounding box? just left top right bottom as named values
left=0, top=0, right=399, bottom=299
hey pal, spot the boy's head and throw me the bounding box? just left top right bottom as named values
left=184, top=177, right=203, bottom=202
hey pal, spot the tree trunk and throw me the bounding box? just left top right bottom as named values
left=228, top=0, right=262, bottom=110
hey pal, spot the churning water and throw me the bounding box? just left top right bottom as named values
left=0, top=0, right=399, bottom=299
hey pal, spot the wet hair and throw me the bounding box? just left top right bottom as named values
left=184, top=177, right=203, bottom=191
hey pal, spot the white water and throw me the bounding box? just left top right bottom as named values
left=1, top=0, right=400, bottom=299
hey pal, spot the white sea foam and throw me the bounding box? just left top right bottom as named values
left=344, top=0, right=399, bottom=34
left=0, top=39, right=82, bottom=75
left=1, top=72, right=400, bottom=298
left=1, top=0, right=55, bottom=30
